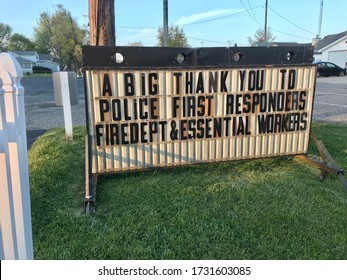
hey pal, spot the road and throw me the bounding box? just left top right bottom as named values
left=22, top=76, right=86, bottom=148
left=22, top=75, right=347, bottom=148
left=23, top=76, right=86, bottom=130
left=313, top=76, right=347, bottom=123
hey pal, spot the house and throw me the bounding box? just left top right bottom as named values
left=37, top=54, right=60, bottom=72
left=10, top=50, right=39, bottom=64
left=37, top=60, right=60, bottom=72
left=313, top=30, right=347, bottom=68
left=8, top=50, right=60, bottom=74
left=9, top=51, right=39, bottom=74
left=12, top=56, right=36, bottom=74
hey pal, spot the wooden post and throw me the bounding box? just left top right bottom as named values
left=86, top=0, right=115, bottom=213
left=89, top=0, right=115, bottom=46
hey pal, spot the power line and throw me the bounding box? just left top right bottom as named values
left=116, top=4, right=263, bottom=30
left=116, top=33, right=155, bottom=38
left=188, top=36, right=229, bottom=46
left=268, top=5, right=316, bottom=35
left=179, top=4, right=263, bottom=26
left=247, top=0, right=257, bottom=19
left=116, top=29, right=311, bottom=45
left=240, top=0, right=261, bottom=26
left=115, top=3, right=313, bottom=45
left=271, top=28, right=312, bottom=40
left=117, top=25, right=157, bottom=29
left=117, top=33, right=232, bottom=46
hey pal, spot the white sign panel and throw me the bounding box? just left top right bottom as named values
left=84, top=65, right=316, bottom=174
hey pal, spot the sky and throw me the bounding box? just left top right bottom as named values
left=0, top=0, right=346, bottom=47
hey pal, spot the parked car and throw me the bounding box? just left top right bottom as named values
left=314, top=61, right=346, bottom=77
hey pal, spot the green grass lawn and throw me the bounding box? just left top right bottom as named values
left=28, top=123, right=347, bottom=260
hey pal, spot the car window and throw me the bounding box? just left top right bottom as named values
left=326, top=63, right=336, bottom=68
left=317, top=63, right=325, bottom=68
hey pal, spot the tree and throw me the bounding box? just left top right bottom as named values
left=157, top=25, right=189, bottom=47
left=247, top=26, right=276, bottom=45
left=33, top=12, right=51, bottom=54
left=33, top=5, right=87, bottom=71
left=7, top=33, right=35, bottom=51
left=0, top=22, right=13, bottom=50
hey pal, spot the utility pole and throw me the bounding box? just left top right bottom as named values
left=264, top=0, right=268, bottom=42
left=89, top=0, right=115, bottom=46
left=317, top=0, right=324, bottom=39
left=163, top=0, right=169, bottom=47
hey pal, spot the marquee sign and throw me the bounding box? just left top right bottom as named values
left=83, top=46, right=316, bottom=208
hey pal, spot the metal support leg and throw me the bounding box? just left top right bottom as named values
left=85, top=135, right=98, bottom=214
left=296, top=130, right=347, bottom=188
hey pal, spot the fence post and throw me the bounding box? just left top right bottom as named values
left=0, top=74, right=19, bottom=259
left=53, top=72, right=76, bottom=140
left=0, top=53, right=33, bottom=259
left=61, top=72, right=73, bottom=140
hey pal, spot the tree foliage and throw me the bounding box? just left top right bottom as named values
left=0, top=22, right=13, bottom=50
left=33, top=5, right=87, bottom=71
left=157, top=25, right=189, bottom=47
left=7, top=33, right=35, bottom=51
left=248, top=26, right=276, bottom=45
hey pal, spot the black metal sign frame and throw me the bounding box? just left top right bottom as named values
left=83, top=45, right=314, bottom=69
left=82, top=45, right=315, bottom=214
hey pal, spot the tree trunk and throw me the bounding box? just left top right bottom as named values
left=89, top=0, right=115, bottom=46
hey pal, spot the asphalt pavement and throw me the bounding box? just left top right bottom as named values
left=22, top=75, right=347, bottom=149
left=313, top=76, right=347, bottom=123
left=22, top=76, right=86, bottom=148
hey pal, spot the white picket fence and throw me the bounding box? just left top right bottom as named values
left=0, top=53, right=33, bottom=259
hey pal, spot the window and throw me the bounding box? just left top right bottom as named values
left=326, top=63, right=336, bottom=68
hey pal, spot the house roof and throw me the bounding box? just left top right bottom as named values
left=15, top=56, right=35, bottom=64
left=252, top=42, right=304, bottom=47
left=11, top=50, right=38, bottom=56
left=252, top=42, right=273, bottom=47
left=38, top=59, right=59, bottom=65
left=39, top=54, right=53, bottom=61
left=314, top=30, right=347, bottom=50
left=272, top=42, right=304, bottom=47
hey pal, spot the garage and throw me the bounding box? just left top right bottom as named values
left=314, top=30, right=347, bottom=68
left=328, top=50, right=347, bottom=68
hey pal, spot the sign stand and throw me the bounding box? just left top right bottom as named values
left=85, top=135, right=98, bottom=214
left=297, top=130, right=347, bottom=188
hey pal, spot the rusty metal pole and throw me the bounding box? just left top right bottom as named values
left=89, top=0, right=115, bottom=46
